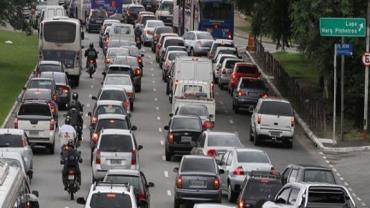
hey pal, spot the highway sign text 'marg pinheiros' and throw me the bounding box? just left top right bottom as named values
left=320, top=17, right=366, bottom=37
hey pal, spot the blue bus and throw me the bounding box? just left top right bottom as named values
left=91, top=0, right=124, bottom=15
left=174, top=0, right=234, bottom=39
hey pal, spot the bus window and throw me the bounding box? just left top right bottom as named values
left=200, top=2, right=232, bottom=20
left=44, top=22, right=76, bottom=43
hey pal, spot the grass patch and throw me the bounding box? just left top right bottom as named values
left=273, top=52, right=319, bottom=84
left=0, top=30, right=38, bottom=124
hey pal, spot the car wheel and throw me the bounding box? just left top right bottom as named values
left=227, top=183, right=237, bottom=202
left=165, top=147, right=172, bottom=161
left=233, top=103, right=239, bottom=113
left=254, top=134, right=261, bottom=146
left=174, top=197, right=180, bottom=208
left=136, top=85, right=141, bottom=92
left=249, top=125, right=254, bottom=141
left=130, top=102, right=134, bottom=111
left=92, top=176, right=96, bottom=183
left=285, top=139, right=293, bottom=149
left=48, top=141, right=55, bottom=154
left=90, top=150, right=93, bottom=166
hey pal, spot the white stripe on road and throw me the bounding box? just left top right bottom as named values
left=154, top=98, right=158, bottom=101
left=152, top=73, right=154, bottom=77
left=86, top=103, right=90, bottom=108
left=90, top=85, right=94, bottom=89
left=160, top=140, right=164, bottom=146
left=167, top=190, right=172, bottom=196
left=339, top=177, right=344, bottom=181
left=164, top=171, right=168, bottom=178
left=332, top=168, right=337, bottom=172
left=152, top=80, right=155, bottom=84
left=89, top=94, right=92, bottom=98
left=155, top=106, right=159, bottom=110
left=162, top=155, right=166, bottom=161
left=344, top=182, right=349, bottom=186
left=158, top=127, right=162, bottom=132
left=157, top=116, right=161, bottom=120
left=153, top=88, right=157, bottom=92
left=229, top=119, right=234, bottom=124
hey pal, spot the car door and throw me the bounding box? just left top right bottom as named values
left=23, top=133, right=33, bottom=169
left=273, top=186, right=292, bottom=208
left=281, top=167, right=292, bottom=185
left=140, top=171, right=151, bottom=203
left=287, top=168, right=299, bottom=184
left=219, top=151, right=230, bottom=190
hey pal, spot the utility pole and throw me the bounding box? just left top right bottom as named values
left=340, top=37, right=345, bottom=141
left=181, top=0, right=185, bottom=35
left=364, top=1, right=370, bottom=136
left=333, top=45, right=337, bottom=144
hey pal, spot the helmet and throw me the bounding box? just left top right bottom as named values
left=65, top=116, right=71, bottom=125
left=89, top=43, right=94, bottom=48
left=72, top=92, right=78, bottom=101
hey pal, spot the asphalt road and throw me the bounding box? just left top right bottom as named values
left=3, top=0, right=369, bottom=207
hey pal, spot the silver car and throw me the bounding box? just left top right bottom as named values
left=219, top=148, right=274, bottom=202
left=218, top=58, right=243, bottom=89
left=0, top=129, right=33, bottom=179
left=183, top=31, right=214, bottom=56
left=0, top=151, right=31, bottom=180
left=142, top=20, right=165, bottom=45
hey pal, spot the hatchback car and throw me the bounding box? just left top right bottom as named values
left=103, top=74, right=135, bottom=109
left=183, top=31, right=214, bottom=56
left=162, top=50, right=188, bottom=81
left=86, top=9, right=108, bottom=33
left=104, top=47, right=130, bottom=69
left=152, top=26, right=173, bottom=52
left=40, top=71, right=71, bottom=109
left=93, top=86, right=131, bottom=114
left=35, top=60, right=65, bottom=77
left=103, top=169, right=154, bottom=208
left=159, top=37, right=185, bottom=65
left=232, top=77, right=268, bottom=113
left=213, top=54, right=238, bottom=82
left=89, top=100, right=129, bottom=130
left=164, top=115, right=203, bottom=161
left=155, top=32, right=178, bottom=62
left=142, top=20, right=165, bottom=46
left=218, top=58, right=243, bottom=89
left=228, top=62, right=261, bottom=94
left=208, top=39, right=235, bottom=59
left=173, top=155, right=223, bottom=207
left=160, top=45, right=187, bottom=68
left=281, top=164, right=337, bottom=185
left=26, top=78, right=57, bottom=100
left=219, top=148, right=274, bottom=202
left=92, top=129, right=143, bottom=182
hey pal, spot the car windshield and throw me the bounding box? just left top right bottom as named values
left=240, top=79, right=266, bottom=89
left=258, top=101, right=293, bottom=116
left=243, top=180, right=282, bottom=201
left=2, top=158, right=22, bottom=169
left=147, top=21, right=164, bottom=28
left=164, top=39, right=184, bottom=47
left=237, top=151, right=270, bottom=163
left=96, top=119, right=129, bottom=132
left=172, top=117, right=201, bottom=131
left=307, top=187, right=348, bottom=204
left=96, top=105, right=125, bottom=115
left=155, top=27, right=173, bottom=34
left=159, top=1, right=173, bottom=12
left=90, top=193, right=132, bottom=208
left=113, top=57, right=138, bottom=66
left=18, top=104, right=51, bottom=116
left=28, top=80, right=52, bottom=89
left=181, top=158, right=215, bottom=173
left=105, top=76, right=131, bottom=86
left=0, top=134, right=23, bottom=147
left=303, top=169, right=336, bottom=184
left=99, top=134, right=132, bottom=152
left=178, top=106, right=209, bottom=117
left=237, top=65, right=259, bottom=74
left=207, top=134, right=242, bottom=147
left=91, top=10, right=107, bottom=18
left=128, top=6, right=144, bottom=14
left=104, top=175, right=140, bottom=191
left=168, top=52, right=187, bottom=61
left=39, top=64, right=61, bottom=73
left=100, top=90, right=126, bottom=101
left=196, top=32, right=213, bottom=40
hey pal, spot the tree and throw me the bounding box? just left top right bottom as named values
left=0, top=0, right=36, bottom=33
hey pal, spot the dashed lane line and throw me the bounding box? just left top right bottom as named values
left=162, top=155, right=166, bottom=161
left=156, top=106, right=159, bottom=110
left=167, top=190, right=172, bottom=196
left=157, top=116, right=161, bottom=121
left=164, top=171, right=168, bottom=178
left=229, top=119, right=234, bottom=124
left=153, top=88, right=157, bottom=92
left=160, top=140, right=164, bottom=146
left=158, top=127, right=162, bottom=132
left=154, top=98, right=158, bottom=101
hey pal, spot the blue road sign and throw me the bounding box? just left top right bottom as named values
left=335, top=43, right=353, bottom=56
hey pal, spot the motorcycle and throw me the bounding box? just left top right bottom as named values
left=136, top=37, right=142, bottom=49
left=87, top=59, right=96, bottom=78
left=66, top=168, right=79, bottom=200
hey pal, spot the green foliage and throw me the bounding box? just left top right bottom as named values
left=0, top=0, right=36, bottom=33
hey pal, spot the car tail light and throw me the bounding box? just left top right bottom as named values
left=207, top=148, right=217, bottom=157
left=131, top=149, right=137, bottom=165
left=138, top=192, right=146, bottom=202
left=14, top=118, right=18, bottom=129
left=257, top=114, right=261, bottom=124
left=127, top=92, right=134, bottom=98
left=96, top=149, right=101, bottom=164
left=213, top=176, right=220, bottom=189
left=134, top=68, right=141, bottom=76
left=271, top=166, right=278, bottom=175
left=231, top=72, right=237, bottom=80
left=168, top=133, right=174, bottom=144
left=260, top=92, right=268, bottom=98
left=53, top=94, right=57, bottom=101
left=291, top=116, right=295, bottom=127
left=50, top=119, right=55, bottom=130
left=68, top=170, right=75, bottom=175
left=105, top=58, right=112, bottom=64
left=202, top=120, right=213, bottom=129
left=176, top=176, right=183, bottom=188
left=123, top=100, right=130, bottom=110
left=227, top=32, right=232, bottom=39
left=233, top=166, right=245, bottom=176
left=92, top=133, right=98, bottom=144
left=221, top=68, right=226, bottom=74
left=237, top=198, right=245, bottom=208
left=91, top=116, right=97, bottom=125
left=238, top=90, right=247, bottom=97
left=137, top=57, right=143, bottom=64
left=60, top=86, right=69, bottom=94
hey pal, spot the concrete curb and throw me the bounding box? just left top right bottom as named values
left=244, top=50, right=370, bottom=153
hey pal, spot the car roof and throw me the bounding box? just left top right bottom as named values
left=160, top=33, right=177, bottom=37
left=172, top=115, right=201, bottom=120
left=216, top=47, right=236, bottom=51
left=108, top=64, right=132, bottom=69
left=182, top=155, right=213, bottom=160
left=100, top=129, right=132, bottom=135
left=205, top=131, right=237, bottom=137
left=97, top=114, right=128, bottom=120
left=90, top=182, right=132, bottom=193
left=105, top=73, right=131, bottom=78
left=260, top=97, right=290, bottom=103
left=106, top=169, right=140, bottom=176
left=96, top=100, right=124, bottom=106
left=288, top=182, right=347, bottom=189
left=164, top=36, right=184, bottom=41
left=0, top=129, right=24, bottom=135
left=101, top=86, right=126, bottom=91
left=146, top=20, right=163, bottom=24
left=289, top=164, right=331, bottom=170
left=234, top=148, right=265, bottom=153
left=39, top=60, right=61, bottom=65
left=29, top=77, right=53, bottom=82
left=40, top=71, right=66, bottom=77
left=20, top=100, right=49, bottom=105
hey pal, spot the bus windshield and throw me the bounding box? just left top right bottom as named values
left=200, top=2, right=232, bottom=20
left=44, top=22, right=76, bottom=43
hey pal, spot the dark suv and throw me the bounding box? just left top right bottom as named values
left=281, top=164, right=337, bottom=185
left=237, top=171, right=282, bottom=208
left=86, top=9, right=108, bottom=33
left=141, top=0, right=157, bottom=12
left=164, top=115, right=203, bottom=161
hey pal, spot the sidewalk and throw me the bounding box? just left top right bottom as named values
left=234, top=14, right=370, bottom=153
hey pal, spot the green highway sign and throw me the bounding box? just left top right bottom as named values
left=320, top=17, right=366, bottom=37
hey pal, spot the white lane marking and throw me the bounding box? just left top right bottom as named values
left=167, top=190, right=171, bottom=196
left=322, top=155, right=327, bottom=159
left=148, top=55, right=152, bottom=59
left=357, top=197, right=362, bottom=201
left=150, top=61, right=154, bottom=65
left=86, top=103, right=91, bottom=108
left=157, top=116, right=161, bottom=120
left=352, top=193, right=357, bottom=198
left=229, top=119, right=234, bottom=124
left=85, top=113, right=90, bottom=118
left=348, top=187, right=353, bottom=192
left=339, top=177, right=344, bottom=181
left=162, top=155, right=166, bottom=161
left=152, top=73, right=154, bottom=77
left=332, top=168, right=337, bottom=172
left=361, top=202, right=366, bottom=207
left=325, top=160, right=330, bottom=164
left=164, top=171, right=168, bottom=178
left=155, top=106, right=159, bottom=110
left=329, top=164, right=333, bottom=168
left=83, top=125, right=87, bottom=130
left=89, top=94, right=92, bottom=98
left=154, top=97, right=158, bottom=101
left=336, top=172, right=341, bottom=177
left=160, top=140, right=164, bottom=146
left=90, top=85, right=94, bottom=89
left=158, top=127, right=162, bottom=132
left=344, top=182, right=349, bottom=186
left=153, top=88, right=157, bottom=92
left=152, top=80, right=155, bottom=84
left=319, top=152, right=324, bottom=155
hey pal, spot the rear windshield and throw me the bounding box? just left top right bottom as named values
left=128, top=6, right=144, bottom=14
left=113, top=57, right=138, bottom=66
left=237, top=151, right=270, bottom=163
left=96, top=119, right=129, bottom=132
left=164, top=39, right=184, bottom=47
left=23, top=91, right=51, bottom=101
left=303, top=169, right=336, bottom=184
left=40, top=73, right=66, bottom=84
left=142, top=16, right=156, bottom=25
left=243, top=180, right=282, bottom=201
left=100, top=134, right=132, bottom=152
left=0, top=134, right=23, bottom=147
left=90, top=193, right=132, bottom=208
left=147, top=21, right=164, bottom=28
left=258, top=101, right=293, bottom=116
left=155, top=27, right=173, bottom=34
left=113, top=25, right=132, bottom=35
left=240, top=79, right=266, bottom=89
left=225, top=60, right=240, bottom=68
left=307, top=187, right=348, bottom=204
left=91, top=10, right=107, bottom=18
left=196, top=32, right=213, bottom=40
left=236, top=65, right=259, bottom=74
left=107, top=48, right=129, bottom=57
left=181, top=158, right=215, bottom=173
left=108, top=66, right=132, bottom=74
left=18, top=104, right=51, bottom=116
left=105, top=76, right=131, bottom=86
left=100, top=90, right=126, bottom=101
left=39, top=64, right=61, bottom=73
left=168, top=52, right=187, bottom=60
left=172, top=117, right=201, bottom=131
left=178, top=106, right=208, bottom=117
left=207, top=134, right=242, bottom=147
left=104, top=175, right=140, bottom=191
left=28, top=80, right=52, bottom=89
left=96, top=105, right=126, bottom=115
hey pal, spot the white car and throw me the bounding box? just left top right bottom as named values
left=103, top=74, right=135, bottom=106
left=0, top=151, right=30, bottom=180
left=142, top=20, right=165, bottom=45
left=162, top=50, right=187, bottom=81
left=92, top=129, right=143, bottom=182
left=212, top=54, right=237, bottom=82
left=250, top=97, right=295, bottom=148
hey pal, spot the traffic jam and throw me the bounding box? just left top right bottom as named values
left=0, top=0, right=357, bottom=208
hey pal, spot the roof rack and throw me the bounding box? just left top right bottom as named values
left=249, top=171, right=281, bottom=179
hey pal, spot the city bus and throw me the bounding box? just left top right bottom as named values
left=173, top=0, right=234, bottom=39
left=38, top=17, right=84, bottom=86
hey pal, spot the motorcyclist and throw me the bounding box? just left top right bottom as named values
left=134, top=25, right=142, bottom=46
left=58, top=116, right=77, bottom=155
left=70, top=92, right=83, bottom=113
left=84, top=43, right=98, bottom=69
left=61, top=140, right=82, bottom=190
left=66, top=107, right=83, bottom=145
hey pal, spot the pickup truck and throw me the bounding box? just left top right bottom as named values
left=171, top=80, right=215, bottom=122
left=15, top=101, right=56, bottom=154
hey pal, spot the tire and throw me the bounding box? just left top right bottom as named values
left=285, top=139, right=293, bottom=149
left=48, top=141, right=55, bottom=154
left=92, top=176, right=95, bottom=183
left=233, top=103, right=239, bottom=114
left=136, top=85, right=141, bottom=92
left=130, top=102, right=134, bottom=111
left=174, top=198, right=180, bottom=208
left=227, top=183, right=237, bottom=202
left=90, top=150, right=93, bottom=166
left=165, top=147, right=172, bottom=161
left=249, top=125, right=254, bottom=141
left=70, top=192, right=74, bottom=200
left=254, top=134, right=261, bottom=146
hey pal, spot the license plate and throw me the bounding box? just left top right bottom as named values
left=270, top=131, right=281, bottom=137
left=181, top=136, right=192, bottom=143
left=190, top=180, right=206, bottom=188
left=111, top=159, right=122, bottom=164
left=29, top=130, right=39, bottom=135
left=68, top=175, right=75, bottom=180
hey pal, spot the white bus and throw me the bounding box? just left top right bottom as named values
left=39, top=16, right=84, bottom=86
left=0, top=160, right=39, bottom=208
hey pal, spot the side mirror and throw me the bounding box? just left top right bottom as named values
left=138, top=145, right=143, bottom=150
left=76, top=197, right=86, bottom=205
left=87, top=112, right=92, bottom=116
left=169, top=113, right=173, bottom=117
left=32, top=190, right=39, bottom=197
left=147, top=182, right=155, bottom=188
left=173, top=167, right=179, bottom=173
left=209, top=114, right=214, bottom=119
left=219, top=168, right=225, bottom=174
left=91, top=96, right=97, bottom=100
left=164, top=125, right=169, bottom=130
left=131, top=125, right=138, bottom=131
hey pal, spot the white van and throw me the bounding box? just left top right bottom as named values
left=0, top=160, right=39, bottom=208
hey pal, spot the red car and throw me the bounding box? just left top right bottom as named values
left=228, top=62, right=260, bottom=94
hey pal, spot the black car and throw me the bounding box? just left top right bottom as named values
left=164, top=115, right=203, bottom=161
left=86, top=9, right=108, bottom=33
left=281, top=164, right=337, bottom=185
left=173, top=155, right=223, bottom=207
left=237, top=171, right=282, bottom=208
left=232, top=77, right=268, bottom=113
left=141, top=0, right=158, bottom=12
left=103, top=169, right=154, bottom=208
left=124, top=4, right=145, bottom=25
left=39, top=72, right=71, bottom=110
